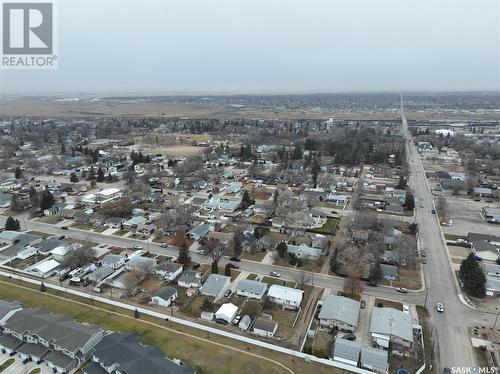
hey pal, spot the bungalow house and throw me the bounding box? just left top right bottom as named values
left=370, top=307, right=413, bottom=349
left=188, top=223, right=213, bottom=241
left=123, top=216, right=148, bottom=229
left=474, top=187, right=493, bottom=197
left=267, top=285, right=303, bottom=310
left=319, top=295, right=360, bottom=332
left=235, top=279, right=268, bottom=300
left=207, top=231, right=235, bottom=245
left=256, top=235, right=277, bottom=251
left=486, top=277, right=500, bottom=298
left=470, top=240, right=500, bottom=262
left=380, top=264, right=398, bottom=281
left=177, top=271, right=202, bottom=288
left=252, top=318, right=278, bottom=338
left=200, top=274, right=230, bottom=300
left=241, top=232, right=257, bottom=252
left=331, top=338, right=360, bottom=366
left=101, top=254, right=126, bottom=269
left=326, top=193, right=349, bottom=206
left=137, top=223, right=157, bottom=235
left=156, top=261, right=183, bottom=281
left=85, top=332, right=195, bottom=374
left=28, top=258, right=61, bottom=278
left=150, top=286, right=178, bottom=307
left=286, top=243, right=322, bottom=259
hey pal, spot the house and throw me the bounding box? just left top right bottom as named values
left=101, top=254, right=126, bottom=269
left=360, top=347, right=389, bottom=373
left=380, top=264, right=398, bottom=281
left=137, top=223, right=157, bottom=235
left=200, top=274, right=230, bottom=300
left=44, top=206, right=59, bottom=216
left=255, top=235, right=277, bottom=251
left=286, top=243, right=322, bottom=259
left=28, top=258, right=60, bottom=278
left=207, top=231, right=234, bottom=245
left=241, top=232, right=257, bottom=252
left=481, top=207, right=500, bottom=224
left=331, top=338, right=360, bottom=366
left=370, top=307, right=413, bottom=349
left=156, top=261, right=183, bottom=281
left=3, top=307, right=103, bottom=373
left=188, top=223, right=212, bottom=241
left=215, top=303, right=238, bottom=324
left=474, top=187, right=493, bottom=197
left=224, top=181, right=242, bottom=194
left=177, top=271, right=202, bottom=288
left=470, top=240, right=500, bottom=262
left=326, top=193, right=349, bottom=206
left=85, top=266, right=115, bottom=285
left=252, top=318, right=278, bottom=338
left=123, top=215, right=147, bottom=229
left=352, top=230, right=369, bottom=243
left=150, top=286, right=178, bottom=307
left=104, top=216, right=126, bottom=228
left=86, top=332, right=195, bottom=374
left=125, top=256, right=156, bottom=272
left=235, top=279, right=268, bottom=300
left=319, top=295, right=360, bottom=332
left=267, top=285, right=303, bottom=310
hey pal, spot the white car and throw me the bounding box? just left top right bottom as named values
left=132, top=244, right=143, bottom=250
left=403, top=304, right=410, bottom=314
left=436, top=303, right=444, bottom=313
left=270, top=271, right=281, bottom=277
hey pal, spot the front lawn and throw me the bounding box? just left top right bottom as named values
left=113, top=229, right=129, bottom=236
left=0, top=358, right=14, bottom=372
left=37, top=215, right=62, bottom=224
left=70, top=222, right=93, bottom=230
left=309, top=218, right=339, bottom=235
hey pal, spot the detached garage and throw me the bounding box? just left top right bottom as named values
left=215, top=303, right=238, bottom=324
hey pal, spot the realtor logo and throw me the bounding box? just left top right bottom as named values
left=1, top=1, right=57, bottom=69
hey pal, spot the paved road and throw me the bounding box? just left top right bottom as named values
left=401, top=95, right=497, bottom=371
left=0, top=215, right=425, bottom=305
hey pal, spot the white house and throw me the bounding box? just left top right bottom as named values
left=177, top=271, right=202, bottom=288
left=267, top=285, right=303, bottom=310
left=200, top=274, right=231, bottom=300
left=101, top=254, right=126, bottom=269
left=252, top=318, right=278, bottom=338
left=155, top=261, right=183, bottom=281
left=28, top=259, right=60, bottom=278
left=150, top=286, right=177, bottom=307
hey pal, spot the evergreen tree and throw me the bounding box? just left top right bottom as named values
left=14, top=166, right=22, bottom=179
left=10, top=194, right=22, bottom=212
left=40, top=282, right=47, bottom=292
left=96, top=167, right=105, bottom=182
left=329, top=248, right=338, bottom=272
left=459, top=253, right=486, bottom=298
left=60, top=143, right=66, bottom=155
left=29, top=186, right=39, bottom=208
left=177, top=241, right=191, bottom=265
left=134, top=308, right=139, bottom=318
left=211, top=261, right=219, bottom=274
left=239, top=190, right=254, bottom=210
left=5, top=216, right=20, bottom=231
left=40, top=189, right=55, bottom=210
left=369, top=261, right=383, bottom=283
left=224, top=264, right=231, bottom=276
left=276, top=241, right=288, bottom=258
left=404, top=190, right=415, bottom=210
left=233, top=236, right=242, bottom=256
left=70, top=172, right=79, bottom=183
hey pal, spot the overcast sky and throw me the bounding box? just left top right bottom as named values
left=1, top=0, right=499, bottom=95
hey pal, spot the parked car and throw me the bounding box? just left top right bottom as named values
left=224, top=289, right=232, bottom=298
left=436, top=303, right=444, bottom=313
left=360, top=300, right=366, bottom=309
left=431, top=209, right=436, bottom=214
left=403, top=304, right=410, bottom=314
left=132, top=244, right=143, bottom=250
left=160, top=243, right=168, bottom=248
left=421, top=257, right=427, bottom=264
left=396, top=287, right=408, bottom=293
left=227, top=263, right=239, bottom=269
left=342, top=333, right=356, bottom=341
left=421, top=250, right=427, bottom=257
left=270, top=271, right=281, bottom=277
left=229, top=257, right=241, bottom=262
left=61, top=226, right=69, bottom=230
left=232, top=315, right=242, bottom=325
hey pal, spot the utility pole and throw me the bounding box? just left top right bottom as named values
left=494, top=308, right=499, bottom=329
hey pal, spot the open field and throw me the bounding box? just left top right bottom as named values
left=0, top=278, right=341, bottom=374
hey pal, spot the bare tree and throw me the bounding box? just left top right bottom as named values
left=393, top=235, right=418, bottom=269
left=122, top=271, right=143, bottom=296
left=60, top=245, right=95, bottom=269
left=343, top=273, right=364, bottom=296
left=294, top=271, right=312, bottom=290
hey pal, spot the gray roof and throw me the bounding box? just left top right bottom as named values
left=101, top=254, right=125, bottom=265
left=471, top=240, right=499, bottom=254
left=127, top=256, right=156, bottom=268
left=44, top=349, right=77, bottom=369
left=3, top=308, right=102, bottom=352
left=17, top=342, right=49, bottom=357
left=235, top=279, right=268, bottom=296
left=200, top=274, right=230, bottom=297
left=188, top=224, right=211, bottom=238
left=91, top=333, right=195, bottom=374
left=86, top=267, right=114, bottom=283
left=0, top=300, right=21, bottom=320
left=253, top=318, right=277, bottom=333
left=0, top=333, right=23, bottom=349
left=177, top=271, right=201, bottom=285
left=153, top=286, right=177, bottom=301
left=380, top=264, right=398, bottom=278
left=360, top=347, right=389, bottom=370
left=370, top=307, right=413, bottom=343
left=332, top=338, right=360, bottom=361
left=485, top=263, right=500, bottom=275
left=486, top=277, right=500, bottom=292
left=319, top=295, right=360, bottom=328
left=156, top=261, right=183, bottom=273
left=35, top=237, right=64, bottom=253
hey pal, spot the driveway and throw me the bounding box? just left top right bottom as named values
left=355, top=295, right=373, bottom=347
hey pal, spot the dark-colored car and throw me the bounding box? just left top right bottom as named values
left=61, top=226, right=69, bottom=230
left=342, top=333, right=356, bottom=341
left=229, top=257, right=241, bottom=262
left=224, top=289, right=232, bottom=298
left=227, top=263, right=239, bottom=269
